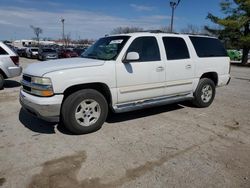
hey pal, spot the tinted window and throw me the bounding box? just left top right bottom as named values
left=163, top=37, right=190, bottom=60
left=43, top=49, right=56, bottom=53
left=189, top=36, right=227, bottom=57
left=0, top=46, right=8, bottom=55
left=127, top=37, right=160, bottom=62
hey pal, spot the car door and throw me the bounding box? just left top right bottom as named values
left=116, top=36, right=166, bottom=103
left=162, top=36, right=195, bottom=96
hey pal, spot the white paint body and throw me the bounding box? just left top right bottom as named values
left=0, top=42, right=22, bottom=78
left=20, top=33, right=230, bottom=121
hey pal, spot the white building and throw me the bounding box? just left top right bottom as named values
left=12, top=40, right=56, bottom=48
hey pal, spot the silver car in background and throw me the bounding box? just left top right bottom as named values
left=38, top=48, right=58, bottom=61
left=26, top=47, right=39, bottom=58
left=0, top=42, right=22, bottom=89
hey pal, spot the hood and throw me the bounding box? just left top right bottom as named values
left=24, top=57, right=105, bottom=77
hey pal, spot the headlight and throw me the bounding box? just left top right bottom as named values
left=31, top=77, right=52, bottom=85
left=22, top=75, right=54, bottom=97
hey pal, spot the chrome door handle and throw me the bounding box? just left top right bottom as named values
left=156, top=66, right=164, bottom=72
left=185, top=64, right=192, bottom=69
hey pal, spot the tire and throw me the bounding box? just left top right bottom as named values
left=0, top=74, right=4, bottom=90
left=61, top=89, right=108, bottom=134
left=193, top=78, right=216, bottom=108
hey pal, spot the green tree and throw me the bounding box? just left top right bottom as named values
left=206, top=0, right=250, bottom=64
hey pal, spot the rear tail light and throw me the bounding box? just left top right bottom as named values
left=10, top=56, right=19, bottom=66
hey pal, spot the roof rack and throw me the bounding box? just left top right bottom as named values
left=142, top=30, right=179, bottom=34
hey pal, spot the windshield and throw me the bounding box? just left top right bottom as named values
left=81, top=36, right=130, bottom=60
left=43, top=49, right=56, bottom=53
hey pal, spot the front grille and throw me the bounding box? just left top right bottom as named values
left=23, top=75, right=31, bottom=82
left=22, top=75, right=32, bottom=93
left=23, top=85, right=31, bottom=92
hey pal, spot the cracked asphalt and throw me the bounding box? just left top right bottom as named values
left=0, top=58, right=250, bottom=188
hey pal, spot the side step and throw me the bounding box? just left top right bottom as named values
left=113, top=92, right=193, bottom=113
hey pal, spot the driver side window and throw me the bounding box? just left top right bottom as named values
left=127, top=37, right=160, bottom=62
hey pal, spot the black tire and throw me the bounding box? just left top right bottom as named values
left=193, top=78, right=216, bottom=108
left=0, top=74, right=4, bottom=90
left=61, top=89, right=108, bottom=134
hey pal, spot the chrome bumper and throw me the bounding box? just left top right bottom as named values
left=19, top=89, right=63, bottom=122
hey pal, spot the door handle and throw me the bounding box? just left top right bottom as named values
left=156, top=66, right=164, bottom=72
left=185, top=64, right=192, bottom=69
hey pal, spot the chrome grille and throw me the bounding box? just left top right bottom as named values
left=22, top=75, right=32, bottom=93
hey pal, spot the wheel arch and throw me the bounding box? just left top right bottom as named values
left=0, top=68, right=7, bottom=79
left=63, top=82, right=112, bottom=106
left=200, top=72, right=218, bottom=86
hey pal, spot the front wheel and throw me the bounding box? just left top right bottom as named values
left=193, top=78, right=216, bottom=108
left=61, top=89, right=108, bottom=134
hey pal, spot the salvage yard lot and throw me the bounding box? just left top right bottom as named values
left=0, top=58, right=250, bottom=188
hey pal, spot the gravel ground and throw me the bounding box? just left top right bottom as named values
left=0, top=58, right=250, bottom=188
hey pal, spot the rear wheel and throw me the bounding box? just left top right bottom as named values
left=61, top=89, right=108, bottom=134
left=0, top=74, right=4, bottom=90
left=193, top=78, right=216, bottom=108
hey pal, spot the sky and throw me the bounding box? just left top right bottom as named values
left=0, top=0, right=225, bottom=40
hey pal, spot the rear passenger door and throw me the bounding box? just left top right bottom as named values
left=162, top=37, right=194, bottom=95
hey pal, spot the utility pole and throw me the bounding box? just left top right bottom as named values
left=169, top=0, right=180, bottom=32
left=61, top=18, right=65, bottom=46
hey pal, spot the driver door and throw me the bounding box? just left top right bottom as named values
left=116, top=36, right=166, bottom=103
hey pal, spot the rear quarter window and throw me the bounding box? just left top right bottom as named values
left=0, top=46, right=8, bottom=55
left=189, top=36, right=227, bottom=57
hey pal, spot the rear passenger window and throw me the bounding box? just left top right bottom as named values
left=163, top=37, right=190, bottom=60
left=0, top=46, right=8, bottom=55
left=127, top=37, right=160, bottom=62
left=189, top=36, right=227, bottom=57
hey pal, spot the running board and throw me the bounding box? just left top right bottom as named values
left=113, top=92, right=193, bottom=113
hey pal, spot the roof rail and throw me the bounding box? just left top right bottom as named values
left=142, top=30, right=179, bottom=34
left=180, top=32, right=214, bottom=37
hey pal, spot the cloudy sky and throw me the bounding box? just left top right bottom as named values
left=0, top=0, right=223, bottom=40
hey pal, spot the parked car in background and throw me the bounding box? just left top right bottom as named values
left=227, top=49, right=242, bottom=61
left=0, top=42, right=22, bottom=89
left=73, top=47, right=87, bottom=56
left=17, top=48, right=27, bottom=57
left=38, top=48, right=58, bottom=61
left=59, top=49, right=78, bottom=58
left=26, top=47, right=39, bottom=58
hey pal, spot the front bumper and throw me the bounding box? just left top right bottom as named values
left=8, top=66, right=22, bottom=78
left=19, top=89, right=63, bottom=122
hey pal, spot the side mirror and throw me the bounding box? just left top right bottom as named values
left=124, top=52, right=140, bottom=63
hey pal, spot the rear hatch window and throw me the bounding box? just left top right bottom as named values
left=0, top=46, right=8, bottom=55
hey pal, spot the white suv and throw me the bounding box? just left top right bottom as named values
left=20, top=32, right=230, bottom=134
left=0, top=42, right=22, bottom=89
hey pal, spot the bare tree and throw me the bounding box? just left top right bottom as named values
left=111, top=27, right=143, bottom=34
left=64, top=33, right=71, bottom=47
left=30, top=25, right=43, bottom=45
left=159, top=26, right=172, bottom=33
